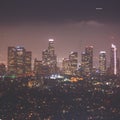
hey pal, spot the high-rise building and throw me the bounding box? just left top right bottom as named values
left=42, top=39, right=57, bottom=74
left=34, top=58, right=50, bottom=76
left=99, top=51, right=106, bottom=75
left=85, top=46, right=93, bottom=73
left=8, top=47, right=16, bottom=74
left=16, top=46, right=26, bottom=75
left=48, top=39, right=55, bottom=56
left=110, top=44, right=117, bottom=75
left=69, top=52, right=78, bottom=75
left=81, top=52, right=89, bottom=74
left=81, top=51, right=93, bottom=75
left=0, top=63, right=6, bottom=76
left=62, top=58, right=71, bottom=75
left=25, top=51, right=32, bottom=73
left=8, top=46, right=32, bottom=76
left=42, top=49, right=49, bottom=65
left=34, top=58, right=42, bottom=75
left=48, top=39, right=57, bottom=71
left=81, top=46, right=93, bottom=75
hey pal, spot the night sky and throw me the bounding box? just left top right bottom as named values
left=0, top=0, right=120, bottom=67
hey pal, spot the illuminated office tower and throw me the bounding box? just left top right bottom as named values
left=48, top=39, right=57, bottom=71
left=34, top=58, right=42, bottom=75
left=16, top=46, right=26, bottom=75
left=8, top=47, right=17, bottom=74
left=0, top=63, right=6, bottom=75
left=42, top=39, right=57, bottom=74
left=81, top=52, right=89, bottom=74
left=34, top=58, right=50, bottom=76
left=42, top=49, right=49, bottom=65
left=85, top=46, right=93, bottom=73
left=81, top=46, right=93, bottom=75
left=48, top=39, right=55, bottom=56
left=8, top=46, right=32, bottom=76
left=99, top=51, right=106, bottom=75
left=48, top=39, right=57, bottom=74
left=25, top=51, right=32, bottom=73
left=62, top=58, right=71, bottom=75
left=69, top=52, right=78, bottom=75
left=110, top=44, right=117, bottom=75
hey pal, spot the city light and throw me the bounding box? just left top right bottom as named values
left=100, top=51, right=106, bottom=54
left=49, top=39, right=54, bottom=42
left=111, top=44, right=117, bottom=75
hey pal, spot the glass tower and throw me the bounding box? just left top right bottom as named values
left=99, top=51, right=106, bottom=75
left=110, top=44, right=117, bottom=75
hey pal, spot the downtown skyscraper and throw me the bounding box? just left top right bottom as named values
left=8, top=47, right=17, bottom=73
left=99, top=51, right=106, bottom=75
left=62, top=52, right=78, bottom=75
left=8, top=46, right=32, bottom=75
left=42, top=39, right=57, bottom=74
left=69, top=52, right=78, bottom=75
left=81, top=46, right=93, bottom=75
left=110, top=44, right=118, bottom=75
left=62, top=58, right=71, bottom=75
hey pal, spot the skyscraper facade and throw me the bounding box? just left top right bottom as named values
left=8, top=47, right=16, bottom=74
left=42, top=49, right=49, bottom=65
left=42, top=39, right=57, bottom=74
left=85, top=46, right=93, bottom=73
left=34, top=58, right=42, bottom=75
left=81, top=46, right=93, bottom=75
left=62, top=58, right=71, bottom=75
left=48, top=39, right=55, bottom=56
left=81, top=52, right=89, bottom=75
left=99, top=51, right=106, bottom=75
left=16, top=46, right=26, bottom=75
left=25, top=51, right=32, bottom=74
left=69, top=52, right=78, bottom=75
left=110, top=44, right=117, bottom=75
left=8, top=46, right=32, bottom=76
left=0, top=63, right=6, bottom=76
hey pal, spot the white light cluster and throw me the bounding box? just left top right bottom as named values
left=49, top=39, right=54, bottom=42
left=112, top=44, right=117, bottom=75
left=100, top=51, right=106, bottom=54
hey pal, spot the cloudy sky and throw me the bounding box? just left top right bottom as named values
left=0, top=0, right=120, bottom=67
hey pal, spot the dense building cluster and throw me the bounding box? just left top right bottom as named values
left=35, top=39, right=57, bottom=75
left=7, top=46, right=32, bottom=76
left=0, top=40, right=120, bottom=78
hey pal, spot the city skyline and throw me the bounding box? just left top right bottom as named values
left=2, top=41, right=118, bottom=77
left=1, top=42, right=119, bottom=71
left=0, top=40, right=120, bottom=68
left=0, top=0, right=120, bottom=67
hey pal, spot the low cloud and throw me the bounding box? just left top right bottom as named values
left=85, top=20, right=104, bottom=27
left=71, top=20, right=104, bottom=27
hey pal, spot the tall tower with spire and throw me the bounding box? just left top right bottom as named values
left=110, top=44, right=117, bottom=75
left=42, top=39, right=57, bottom=74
